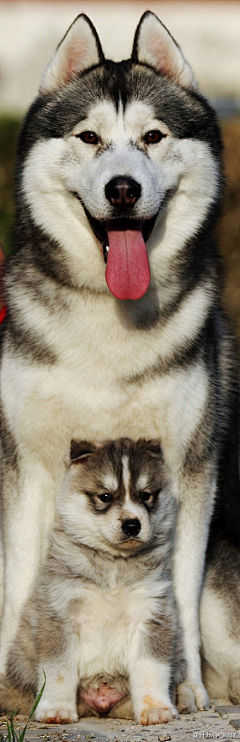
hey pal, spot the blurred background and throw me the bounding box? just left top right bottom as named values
left=0, top=1, right=240, bottom=337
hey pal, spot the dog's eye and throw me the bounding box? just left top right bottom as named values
left=77, top=131, right=99, bottom=145
left=144, top=130, right=166, bottom=145
left=98, top=493, right=113, bottom=504
left=140, top=491, right=152, bottom=503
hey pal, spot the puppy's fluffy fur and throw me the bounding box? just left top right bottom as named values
left=0, top=439, right=189, bottom=725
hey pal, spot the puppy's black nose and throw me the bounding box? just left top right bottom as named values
left=105, top=177, right=141, bottom=207
left=122, top=518, right=141, bottom=537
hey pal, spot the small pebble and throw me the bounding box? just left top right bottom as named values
left=158, top=733, right=171, bottom=741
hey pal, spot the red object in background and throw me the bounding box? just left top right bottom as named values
left=0, top=305, right=7, bottom=324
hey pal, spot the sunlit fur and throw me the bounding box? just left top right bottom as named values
left=1, top=10, right=239, bottom=712
left=0, top=439, right=186, bottom=725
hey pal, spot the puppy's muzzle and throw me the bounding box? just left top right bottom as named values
left=122, top=518, right=141, bottom=537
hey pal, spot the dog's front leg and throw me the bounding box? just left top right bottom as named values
left=35, top=652, right=79, bottom=724
left=173, top=462, right=217, bottom=711
left=129, top=655, right=178, bottom=725
left=0, top=456, right=57, bottom=673
left=128, top=608, right=179, bottom=725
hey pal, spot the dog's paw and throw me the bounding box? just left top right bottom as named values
left=35, top=702, right=78, bottom=723
left=139, top=697, right=178, bottom=725
left=184, top=681, right=209, bottom=711
left=176, top=682, right=197, bottom=714
left=229, top=669, right=240, bottom=704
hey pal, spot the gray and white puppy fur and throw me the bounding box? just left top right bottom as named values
left=1, top=9, right=239, bottom=712
left=0, top=439, right=188, bottom=725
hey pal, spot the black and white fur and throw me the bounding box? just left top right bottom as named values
left=0, top=10, right=239, bottom=710
left=0, top=439, right=185, bottom=725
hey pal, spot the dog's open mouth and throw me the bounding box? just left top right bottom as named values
left=85, top=211, right=157, bottom=301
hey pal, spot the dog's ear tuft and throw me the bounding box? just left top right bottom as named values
left=136, top=439, right=163, bottom=460
left=40, top=14, right=105, bottom=94
left=70, top=440, right=97, bottom=464
left=132, top=11, right=197, bottom=91
left=146, top=443, right=163, bottom=459
left=143, top=441, right=163, bottom=459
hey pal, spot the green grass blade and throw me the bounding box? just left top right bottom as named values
left=10, top=714, right=16, bottom=742
left=18, top=672, right=46, bottom=742
left=6, top=721, right=12, bottom=742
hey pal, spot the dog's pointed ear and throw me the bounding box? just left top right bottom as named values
left=132, top=11, right=197, bottom=91
left=40, top=14, right=104, bottom=94
left=70, top=440, right=98, bottom=464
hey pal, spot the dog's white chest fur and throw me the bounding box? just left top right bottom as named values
left=68, top=578, right=152, bottom=680
left=2, top=287, right=209, bottom=477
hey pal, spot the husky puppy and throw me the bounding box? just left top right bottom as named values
left=0, top=439, right=187, bottom=725
left=1, top=10, right=239, bottom=710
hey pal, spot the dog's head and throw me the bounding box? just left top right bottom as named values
left=58, top=438, right=175, bottom=555
left=20, top=12, right=222, bottom=300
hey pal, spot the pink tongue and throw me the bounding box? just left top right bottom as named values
left=105, top=228, right=150, bottom=300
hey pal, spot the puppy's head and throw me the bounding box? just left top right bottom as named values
left=58, top=438, right=175, bottom=555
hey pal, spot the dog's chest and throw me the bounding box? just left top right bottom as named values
left=2, top=290, right=209, bottom=461
left=67, top=577, right=157, bottom=680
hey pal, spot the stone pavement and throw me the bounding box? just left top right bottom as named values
left=2, top=701, right=240, bottom=742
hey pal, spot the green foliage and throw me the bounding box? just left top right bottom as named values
left=0, top=115, right=21, bottom=255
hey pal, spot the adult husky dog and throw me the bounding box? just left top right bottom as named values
left=0, top=10, right=238, bottom=712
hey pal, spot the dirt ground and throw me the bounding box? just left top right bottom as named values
left=2, top=700, right=240, bottom=742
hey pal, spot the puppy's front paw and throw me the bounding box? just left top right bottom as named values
left=140, top=697, right=178, bottom=725
left=35, top=702, right=78, bottom=724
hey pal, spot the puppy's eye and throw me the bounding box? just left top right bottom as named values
left=98, top=493, right=113, bottom=504
left=77, top=131, right=99, bottom=145
left=140, top=491, right=152, bottom=503
left=144, top=130, right=166, bottom=145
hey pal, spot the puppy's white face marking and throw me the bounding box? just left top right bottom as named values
left=120, top=455, right=150, bottom=523
left=137, top=474, right=149, bottom=492
left=103, top=473, right=118, bottom=492
left=122, top=455, right=131, bottom=502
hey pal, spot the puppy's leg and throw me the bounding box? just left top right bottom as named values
left=35, top=650, right=79, bottom=723
left=173, top=464, right=216, bottom=710
left=0, top=673, right=34, bottom=715
left=0, top=456, right=57, bottom=673
left=128, top=607, right=178, bottom=725
left=130, top=657, right=178, bottom=725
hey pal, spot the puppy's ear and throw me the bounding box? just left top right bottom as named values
left=145, top=442, right=163, bottom=459
left=70, top=440, right=98, bottom=464
left=132, top=11, right=197, bottom=91
left=40, top=13, right=104, bottom=94
left=136, top=440, right=163, bottom=460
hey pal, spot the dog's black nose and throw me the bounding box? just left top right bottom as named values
left=105, top=177, right=141, bottom=207
left=122, top=518, right=141, bottom=537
